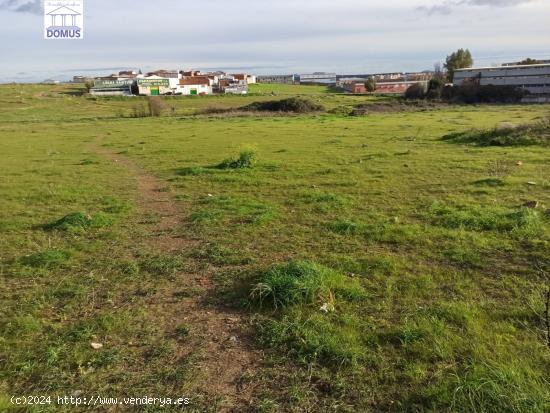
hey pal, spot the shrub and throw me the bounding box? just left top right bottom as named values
left=426, top=78, right=444, bottom=99
left=44, top=212, right=92, bottom=231
left=442, top=119, right=550, bottom=147
left=442, top=82, right=526, bottom=104
left=217, top=150, right=256, bottom=169
left=243, top=97, right=324, bottom=113
left=147, top=96, right=166, bottom=117
left=404, top=83, right=428, bottom=100
left=249, top=260, right=365, bottom=309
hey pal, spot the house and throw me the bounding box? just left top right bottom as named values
left=180, top=70, right=202, bottom=77
left=341, top=82, right=367, bottom=94
left=178, top=76, right=212, bottom=95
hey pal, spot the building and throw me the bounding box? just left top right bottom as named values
left=453, top=63, right=550, bottom=102
left=90, top=79, right=133, bottom=96
left=72, top=75, right=94, bottom=83
left=375, top=81, right=428, bottom=94
left=502, top=59, right=550, bottom=67
left=256, top=74, right=298, bottom=84
left=178, top=76, right=212, bottom=95
left=340, top=81, right=367, bottom=94
left=137, top=76, right=171, bottom=95
left=224, top=84, right=248, bottom=94
left=299, top=72, right=337, bottom=85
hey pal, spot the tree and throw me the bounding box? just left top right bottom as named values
left=518, top=58, right=542, bottom=65
left=365, top=76, right=377, bottom=93
left=84, top=80, right=94, bottom=93
left=444, top=48, right=473, bottom=82
left=433, top=62, right=446, bottom=82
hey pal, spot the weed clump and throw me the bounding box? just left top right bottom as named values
left=140, top=254, right=184, bottom=276
left=250, top=260, right=365, bottom=309
left=328, top=219, right=363, bottom=235
left=43, top=212, right=113, bottom=232
left=21, top=249, right=71, bottom=268
left=217, top=150, right=256, bottom=169
left=243, top=97, right=324, bottom=113
left=443, top=119, right=550, bottom=146
left=427, top=202, right=545, bottom=235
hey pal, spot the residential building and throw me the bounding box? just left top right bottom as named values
left=453, top=63, right=550, bottom=102
left=178, top=76, right=212, bottom=95
left=340, top=81, right=367, bottom=94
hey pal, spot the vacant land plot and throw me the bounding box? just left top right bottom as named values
left=1, top=84, right=549, bottom=412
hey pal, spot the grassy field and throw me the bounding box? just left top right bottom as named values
left=1, top=83, right=549, bottom=412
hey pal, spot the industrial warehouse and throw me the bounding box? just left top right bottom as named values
left=453, top=63, right=550, bottom=103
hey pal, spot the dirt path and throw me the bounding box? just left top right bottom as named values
left=93, top=139, right=260, bottom=412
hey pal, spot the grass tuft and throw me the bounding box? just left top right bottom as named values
left=249, top=260, right=365, bottom=309
left=217, top=149, right=257, bottom=169
left=43, top=212, right=113, bottom=232
left=21, top=248, right=72, bottom=268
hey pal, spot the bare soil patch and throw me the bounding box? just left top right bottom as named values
left=93, top=138, right=261, bottom=412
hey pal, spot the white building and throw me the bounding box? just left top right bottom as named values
left=453, top=64, right=550, bottom=102
left=177, top=76, right=212, bottom=95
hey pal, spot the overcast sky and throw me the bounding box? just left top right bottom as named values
left=0, top=0, right=549, bottom=82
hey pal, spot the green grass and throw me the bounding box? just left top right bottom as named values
left=1, top=83, right=549, bottom=412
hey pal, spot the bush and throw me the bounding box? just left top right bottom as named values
left=147, top=96, right=166, bottom=117
left=249, top=260, right=365, bottom=309
left=426, top=78, right=445, bottom=99
left=243, top=97, right=324, bottom=113
left=443, top=119, right=550, bottom=147
left=404, top=83, right=428, bottom=100
left=217, top=149, right=256, bottom=169
left=444, top=83, right=526, bottom=104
